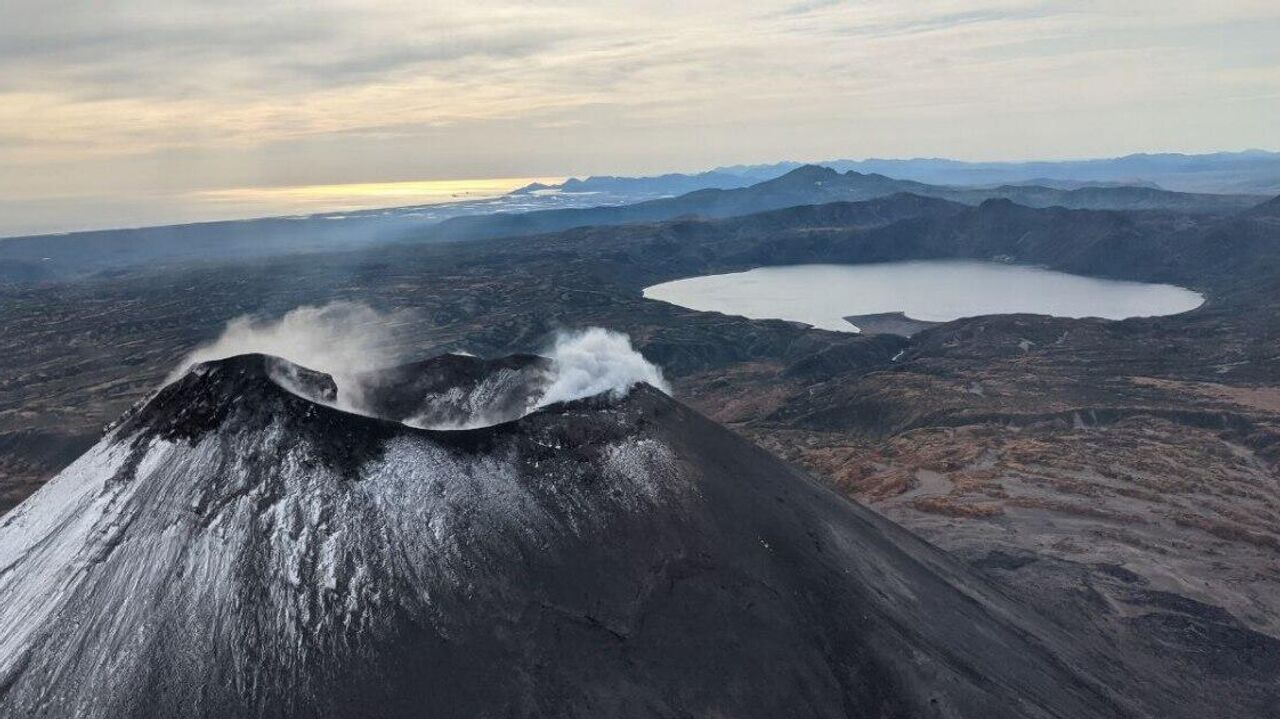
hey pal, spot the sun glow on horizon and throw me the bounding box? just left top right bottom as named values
left=193, top=176, right=567, bottom=214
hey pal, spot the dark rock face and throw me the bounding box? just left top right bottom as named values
left=352, top=352, right=551, bottom=428
left=0, top=353, right=1136, bottom=719
left=268, top=354, right=340, bottom=403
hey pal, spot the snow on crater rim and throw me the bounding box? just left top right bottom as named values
left=167, top=300, right=669, bottom=431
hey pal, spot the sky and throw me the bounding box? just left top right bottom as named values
left=1, top=0, right=1278, bottom=236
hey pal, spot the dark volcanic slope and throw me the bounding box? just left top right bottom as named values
left=0, top=353, right=1135, bottom=719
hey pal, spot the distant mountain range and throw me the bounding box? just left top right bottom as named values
left=722, top=150, right=1280, bottom=195
left=431, top=164, right=1268, bottom=242
left=3, top=155, right=1275, bottom=285
left=530, top=150, right=1280, bottom=198
left=511, top=169, right=772, bottom=198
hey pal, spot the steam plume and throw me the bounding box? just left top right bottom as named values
left=171, top=309, right=666, bottom=427
left=536, top=328, right=669, bottom=407
left=170, top=301, right=410, bottom=410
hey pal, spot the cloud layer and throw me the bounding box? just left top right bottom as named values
left=2, top=1, right=1278, bottom=233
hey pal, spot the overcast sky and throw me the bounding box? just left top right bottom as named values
left=2, top=0, right=1278, bottom=235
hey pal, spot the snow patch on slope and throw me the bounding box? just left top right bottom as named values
left=0, top=405, right=686, bottom=717
left=0, top=438, right=134, bottom=681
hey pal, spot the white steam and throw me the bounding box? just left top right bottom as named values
left=171, top=307, right=667, bottom=427
left=170, top=301, right=409, bottom=410
left=535, top=328, right=669, bottom=407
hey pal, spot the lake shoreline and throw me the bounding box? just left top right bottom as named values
left=644, top=260, right=1204, bottom=334
left=842, top=312, right=942, bottom=337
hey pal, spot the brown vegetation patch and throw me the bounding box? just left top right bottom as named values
left=1131, top=376, right=1280, bottom=414
left=1006, top=497, right=1145, bottom=524
left=1169, top=512, right=1280, bottom=551
left=908, top=496, right=1004, bottom=518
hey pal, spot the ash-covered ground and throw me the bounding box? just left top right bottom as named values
left=3, top=192, right=1280, bottom=715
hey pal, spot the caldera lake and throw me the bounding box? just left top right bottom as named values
left=642, top=260, right=1204, bottom=333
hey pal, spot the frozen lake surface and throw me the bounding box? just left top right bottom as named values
left=643, top=260, right=1204, bottom=333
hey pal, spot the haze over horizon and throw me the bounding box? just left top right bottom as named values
left=2, top=0, right=1278, bottom=235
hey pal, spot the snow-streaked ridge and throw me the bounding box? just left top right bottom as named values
left=0, top=362, right=685, bottom=717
